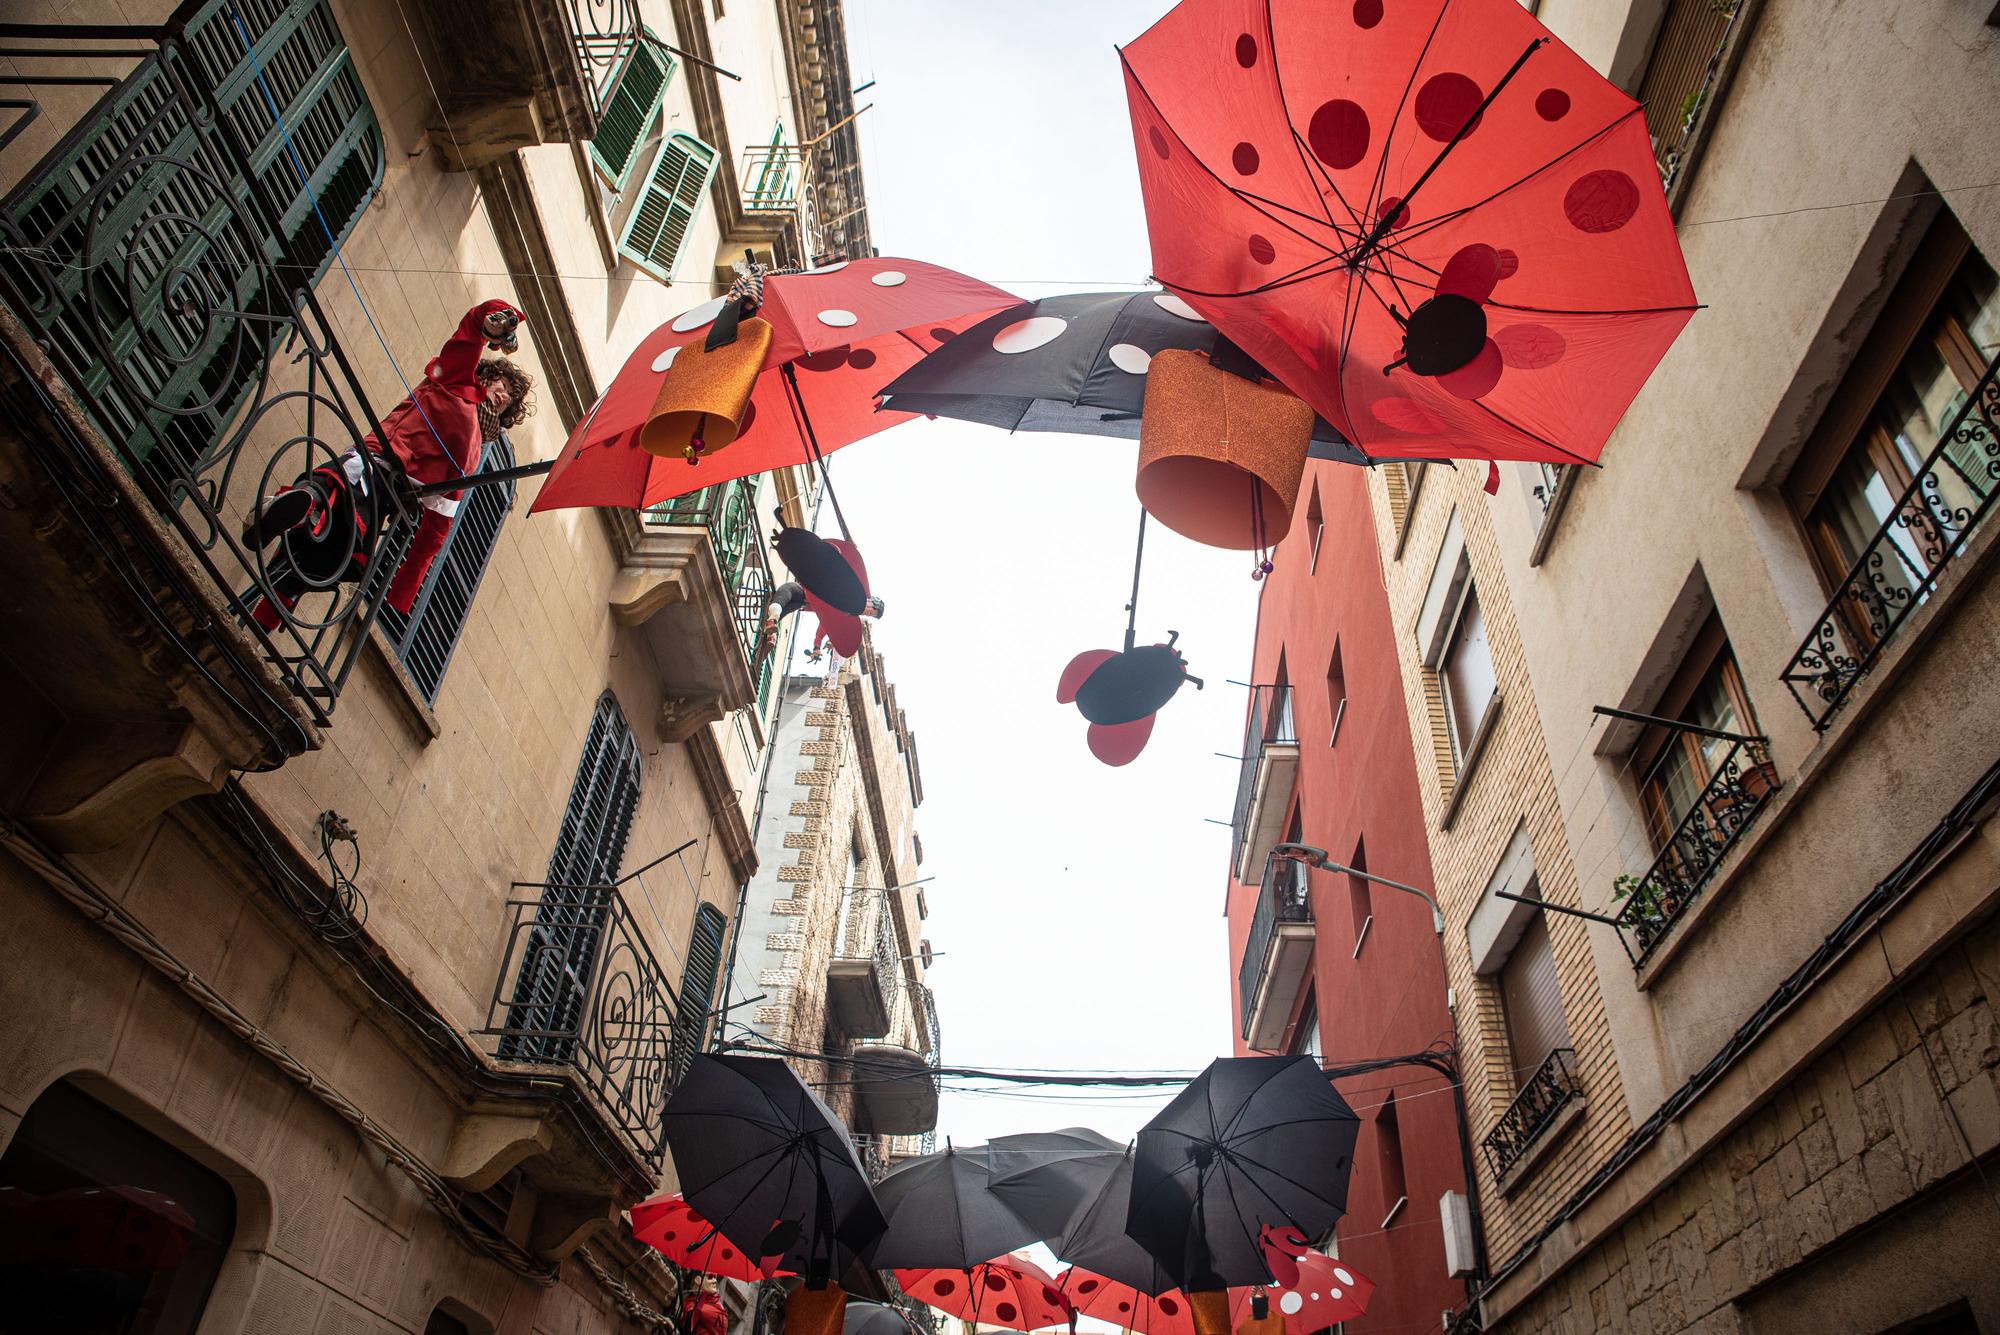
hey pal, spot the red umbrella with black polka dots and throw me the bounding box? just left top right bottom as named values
left=1120, top=0, right=1697, bottom=467
left=895, top=1254, right=1076, bottom=1333
left=632, top=1192, right=791, bottom=1282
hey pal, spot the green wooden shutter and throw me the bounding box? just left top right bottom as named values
left=589, top=34, right=673, bottom=190
left=671, top=903, right=729, bottom=1077
left=618, top=132, right=717, bottom=282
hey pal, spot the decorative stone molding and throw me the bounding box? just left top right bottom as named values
left=659, top=692, right=727, bottom=744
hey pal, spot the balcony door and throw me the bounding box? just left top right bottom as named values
left=1499, top=902, right=1569, bottom=1085
left=501, top=692, right=642, bottom=1060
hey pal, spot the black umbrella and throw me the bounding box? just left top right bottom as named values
left=1048, top=1146, right=1178, bottom=1297
left=876, top=291, right=1372, bottom=464
left=662, top=1054, right=888, bottom=1283
left=985, top=1128, right=1126, bottom=1239
left=844, top=1301, right=921, bottom=1335
left=866, top=1145, right=1041, bottom=1269
left=1125, top=1056, right=1359, bottom=1292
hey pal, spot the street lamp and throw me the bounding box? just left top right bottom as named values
left=1271, top=841, right=1445, bottom=934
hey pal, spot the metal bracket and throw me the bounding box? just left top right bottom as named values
left=1496, top=888, right=1625, bottom=927
left=1592, top=704, right=1766, bottom=747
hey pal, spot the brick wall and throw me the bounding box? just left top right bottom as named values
left=1365, top=461, right=1634, bottom=1260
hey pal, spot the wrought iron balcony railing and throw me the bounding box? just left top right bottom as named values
left=1615, top=738, right=1779, bottom=966
left=566, top=0, right=642, bottom=120
left=0, top=5, right=404, bottom=731
left=1481, top=1048, right=1582, bottom=1181
left=1237, top=853, right=1313, bottom=1041
left=481, top=876, right=693, bottom=1172
left=1230, top=683, right=1299, bottom=878
left=645, top=477, right=777, bottom=697
left=832, top=886, right=904, bottom=1021
left=742, top=144, right=805, bottom=211
left=1780, top=351, right=1999, bottom=729
left=1637, top=0, right=1753, bottom=202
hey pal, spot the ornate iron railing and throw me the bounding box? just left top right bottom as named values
left=1482, top=1048, right=1582, bottom=1180
left=1615, top=739, right=1779, bottom=966
left=1639, top=0, right=1752, bottom=200
left=917, top=983, right=941, bottom=1154
left=0, top=7, right=404, bottom=729
left=565, top=0, right=642, bottom=119
left=645, top=476, right=777, bottom=678
left=849, top=1133, right=895, bottom=1183
left=1780, top=351, right=1999, bottom=728
left=1229, top=683, right=1298, bottom=870
left=832, top=886, right=902, bottom=1021
left=480, top=878, right=683, bottom=1171
left=1238, top=854, right=1312, bottom=1041
left=742, top=144, right=804, bottom=211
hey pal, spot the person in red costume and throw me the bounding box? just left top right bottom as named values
left=680, top=1275, right=727, bottom=1335
left=243, top=300, right=532, bottom=627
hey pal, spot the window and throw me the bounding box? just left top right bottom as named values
left=1634, top=618, right=1762, bottom=853
left=590, top=32, right=675, bottom=189
left=1325, top=640, right=1346, bottom=747
left=619, top=132, right=719, bottom=281
left=1497, top=897, right=1570, bottom=1082
left=1291, top=995, right=1321, bottom=1058
left=1306, top=482, right=1325, bottom=574
left=671, top=903, right=729, bottom=1077
left=1634, top=0, right=1746, bottom=198
left=1374, top=1095, right=1407, bottom=1226
left=1785, top=213, right=2000, bottom=655
left=0, top=1081, right=236, bottom=1334
left=1347, top=838, right=1371, bottom=955
left=1272, top=658, right=1297, bottom=743
left=1439, top=585, right=1497, bottom=766
left=1385, top=462, right=1430, bottom=553
left=746, top=122, right=797, bottom=209
left=502, top=692, right=643, bottom=1059
left=377, top=432, right=516, bottom=703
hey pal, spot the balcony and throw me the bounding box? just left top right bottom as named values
left=480, top=875, right=701, bottom=1174
left=1634, top=0, right=1759, bottom=209
left=1615, top=738, right=1780, bottom=967
left=611, top=479, right=777, bottom=734
left=852, top=983, right=940, bottom=1137
left=1780, top=350, right=1999, bottom=730
left=1481, top=1048, right=1583, bottom=1183
left=402, top=0, right=642, bottom=170
left=0, top=9, right=415, bottom=845
left=1230, top=684, right=1300, bottom=883
left=1237, top=855, right=1315, bottom=1049
left=827, top=887, right=901, bottom=1040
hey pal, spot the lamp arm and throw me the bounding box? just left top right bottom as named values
left=1271, top=841, right=1445, bottom=935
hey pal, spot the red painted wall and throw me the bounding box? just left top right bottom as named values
left=1222, top=461, right=1469, bottom=1331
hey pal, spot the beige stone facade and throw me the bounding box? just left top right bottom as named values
left=0, top=0, right=876, bottom=1329
left=1364, top=1, right=2000, bottom=1331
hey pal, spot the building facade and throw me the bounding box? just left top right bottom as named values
left=0, top=0, right=878, bottom=1330
left=1357, top=0, right=2000, bottom=1331
left=1223, top=461, right=1474, bottom=1333
left=735, top=631, right=940, bottom=1178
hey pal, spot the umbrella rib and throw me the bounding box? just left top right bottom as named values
left=1485, top=299, right=1704, bottom=316
left=1119, top=49, right=1342, bottom=261
left=1289, top=129, right=1372, bottom=242
left=1386, top=106, right=1644, bottom=251
left=1160, top=252, right=1348, bottom=301
left=1260, top=0, right=1338, bottom=232
left=1232, top=187, right=1363, bottom=245
left=1358, top=0, right=1456, bottom=245
left=1467, top=395, right=1599, bottom=466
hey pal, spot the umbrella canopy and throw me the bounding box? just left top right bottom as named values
left=662, top=1054, right=888, bottom=1280
left=866, top=1144, right=1041, bottom=1270
left=530, top=258, right=1018, bottom=513
left=1120, top=0, right=1696, bottom=466
left=1061, top=1270, right=1196, bottom=1335
left=1047, top=1147, right=1177, bottom=1297
left=1227, top=1253, right=1374, bottom=1332
left=632, top=1193, right=788, bottom=1281
left=845, top=1301, right=922, bottom=1335
left=876, top=291, right=1369, bottom=464
left=896, top=1254, right=1075, bottom=1333
left=984, top=1128, right=1127, bottom=1239
left=1126, top=1056, right=1359, bottom=1290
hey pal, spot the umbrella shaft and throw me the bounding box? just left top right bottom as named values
left=412, top=458, right=556, bottom=497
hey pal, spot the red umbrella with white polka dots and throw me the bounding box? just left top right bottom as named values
left=1120, top=0, right=1697, bottom=467
left=1227, top=1252, right=1373, bottom=1332
left=529, top=257, right=1018, bottom=514
left=895, top=1254, right=1076, bottom=1333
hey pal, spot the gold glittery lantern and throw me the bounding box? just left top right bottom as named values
left=784, top=1282, right=847, bottom=1335
left=1189, top=1289, right=1234, bottom=1335
left=1136, top=348, right=1315, bottom=550
left=639, top=316, right=773, bottom=461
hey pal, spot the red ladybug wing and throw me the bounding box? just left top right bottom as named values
left=1087, top=715, right=1156, bottom=766
left=1057, top=649, right=1118, bottom=704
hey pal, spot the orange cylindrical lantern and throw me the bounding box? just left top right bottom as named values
left=639, top=316, right=773, bottom=460
left=1189, top=1289, right=1234, bottom=1335
left=784, top=1282, right=847, bottom=1335
left=1136, top=348, right=1314, bottom=550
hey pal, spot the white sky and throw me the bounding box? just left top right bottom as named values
left=825, top=0, right=1260, bottom=1148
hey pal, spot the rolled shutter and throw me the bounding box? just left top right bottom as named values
left=618, top=132, right=717, bottom=282
left=589, top=34, right=673, bottom=189
left=1500, top=911, right=1570, bottom=1076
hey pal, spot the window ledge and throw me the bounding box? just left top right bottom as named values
left=364, top=625, right=442, bottom=744
left=1378, top=1196, right=1407, bottom=1231
left=1439, top=692, right=1504, bottom=832
left=1526, top=470, right=1579, bottom=568
left=1494, top=1094, right=1587, bottom=1198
